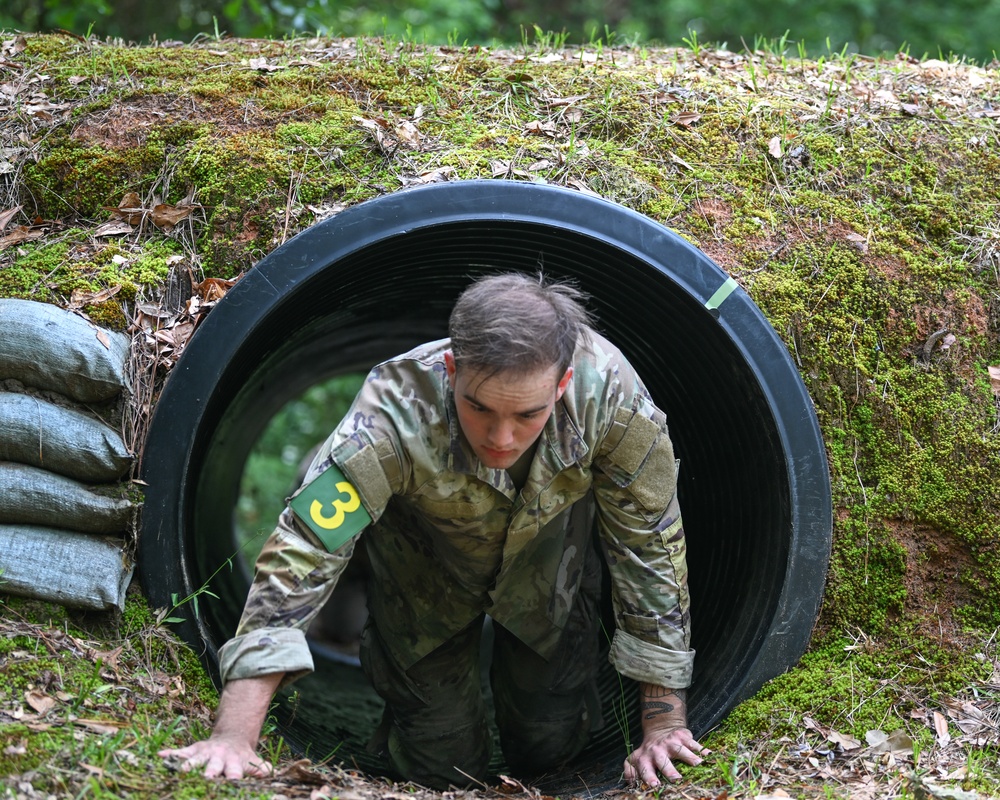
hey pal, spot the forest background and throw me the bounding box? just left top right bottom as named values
left=3, top=0, right=1000, bottom=64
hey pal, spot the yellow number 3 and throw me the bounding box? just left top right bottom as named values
left=309, top=482, right=362, bottom=530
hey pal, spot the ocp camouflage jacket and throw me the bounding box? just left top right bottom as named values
left=220, top=332, right=694, bottom=690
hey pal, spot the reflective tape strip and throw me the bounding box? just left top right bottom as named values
left=705, top=276, right=739, bottom=311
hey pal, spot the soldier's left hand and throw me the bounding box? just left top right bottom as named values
left=623, top=727, right=708, bottom=787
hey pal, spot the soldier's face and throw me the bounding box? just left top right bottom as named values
left=445, top=352, right=572, bottom=470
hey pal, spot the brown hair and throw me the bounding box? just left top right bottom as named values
left=448, top=272, right=593, bottom=376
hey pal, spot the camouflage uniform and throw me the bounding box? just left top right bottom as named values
left=220, top=332, right=694, bottom=785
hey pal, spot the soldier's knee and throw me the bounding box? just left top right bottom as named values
left=387, top=719, right=492, bottom=789
left=501, top=724, right=587, bottom=776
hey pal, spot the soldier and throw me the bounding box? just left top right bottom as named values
left=160, top=273, right=707, bottom=788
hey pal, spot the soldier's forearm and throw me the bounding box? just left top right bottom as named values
left=212, top=673, right=284, bottom=747
left=638, top=683, right=688, bottom=735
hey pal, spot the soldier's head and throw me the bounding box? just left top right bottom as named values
left=445, top=273, right=593, bottom=469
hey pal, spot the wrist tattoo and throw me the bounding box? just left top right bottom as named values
left=642, top=700, right=675, bottom=719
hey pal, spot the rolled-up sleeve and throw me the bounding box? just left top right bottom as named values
left=219, top=508, right=355, bottom=688
left=593, top=392, right=695, bottom=688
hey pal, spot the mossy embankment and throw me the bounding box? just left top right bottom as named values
left=1, top=30, right=999, bottom=797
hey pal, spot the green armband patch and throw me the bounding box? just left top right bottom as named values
left=289, top=462, right=372, bottom=552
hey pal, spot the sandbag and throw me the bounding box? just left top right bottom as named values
left=0, top=298, right=130, bottom=403
left=0, top=462, right=132, bottom=534
left=0, top=392, right=132, bottom=482
left=0, top=524, right=133, bottom=611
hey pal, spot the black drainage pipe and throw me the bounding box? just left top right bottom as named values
left=139, top=180, right=831, bottom=791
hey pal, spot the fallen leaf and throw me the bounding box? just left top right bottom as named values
left=106, top=192, right=146, bottom=225
left=93, top=220, right=133, bottom=237
left=670, top=152, right=694, bottom=171
left=399, top=167, right=456, bottom=187
left=845, top=232, right=869, bottom=253
left=670, top=111, right=702, bottom=127
left=95, top=329, right=110, bottom=349
left=768, top=135, right=783, bottom=158
left=988, top=365, right=1000, bottom=396
left=0, top=205, right=21, bottom=232
left=24, top=690, right=55, bottom=715
left=866, top=728, right=913, bottom=755
left=75, top=718, right=126, bottom=734
left=249, top=57, right=284, bottom=72
left=394, top=119, right=421, bottom=148
left=565, top=177, right=601, bottom=197
left=933, top=710, right=951, bottom=747
left=69, top=285, right=121, bottom=309
left=524, top=119, right=559, bottom=137
left=276, top=759, right=331, bottom=785
left=194, top=276, right=239, bottom=302
left=828, top=728, right=862, bottom=750
left=0, top=225, right=44, bottom=250
left=151, top=203, right=193, bottom=229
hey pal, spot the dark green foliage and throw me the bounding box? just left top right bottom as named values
left=2, top=0, right=999, bottom=63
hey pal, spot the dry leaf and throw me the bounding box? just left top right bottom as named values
left=93, top=220, right=133, bottom=237
left=194, top=276, right=239, bottom=302
left=276, top=759, right=329, bottom=785
left=150, top=203, right=193, bottom=229
left=69, top=285, right=121, bottom=309
left=933, top=710, right=951, bottom=747
left=670, top=152, right=694, bottom=171
left=524, top=120, right=559, bottom=137
left=106, top=192, right=146, bottom=225
left=768, top=135, right=783, bottom=158
left=0, top=205, right=21, bottom=232
left=565, top=177, right=601, bottom=197
left=248, top=57, right=283, bottom=72
left=0, top=225, right=44, bottom=250
left=24, top=690, right=56, bottom=715
left=670, top=111, right=702, bottom=127
left=394, top=119, right=421, bottom=148
left=399, top=167, right=455, bottom=186
left=866, top=728, right=913, bottom=755
left=828, top=729, right=863, bottom=750
left=76, top=718, right=126, bottom=734
left=988, top=365, right=1000, bottom=396
left=845, top=232, right=869, bottom=253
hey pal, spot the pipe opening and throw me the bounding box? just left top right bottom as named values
left=140, top=181, right=831, bottom=793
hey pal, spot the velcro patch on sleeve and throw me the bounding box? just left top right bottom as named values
left=289, top=462, right=372, bottom=553
left=606, top=411, right=660, bottom=475
left=344, top=443, right=393, bottom=511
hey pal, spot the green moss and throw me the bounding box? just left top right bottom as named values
left=24, top=141, right=166, bottom=219
left=712, top=631, right=991, bottom=745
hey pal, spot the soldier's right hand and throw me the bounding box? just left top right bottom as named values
left=159, top=734, right=274, bottom=780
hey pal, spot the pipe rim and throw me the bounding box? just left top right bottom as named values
left=140, top=179, right=831, bottom=789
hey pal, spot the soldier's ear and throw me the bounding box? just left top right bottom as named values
left=444, top=351, right=457, bottom=388
left=555, top=367, right=573, bottom=401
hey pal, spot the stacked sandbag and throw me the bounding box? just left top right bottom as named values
left=0, top=299, right=135, bottom=611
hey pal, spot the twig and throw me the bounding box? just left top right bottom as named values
left=920, top=327, right=948, bottom=363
